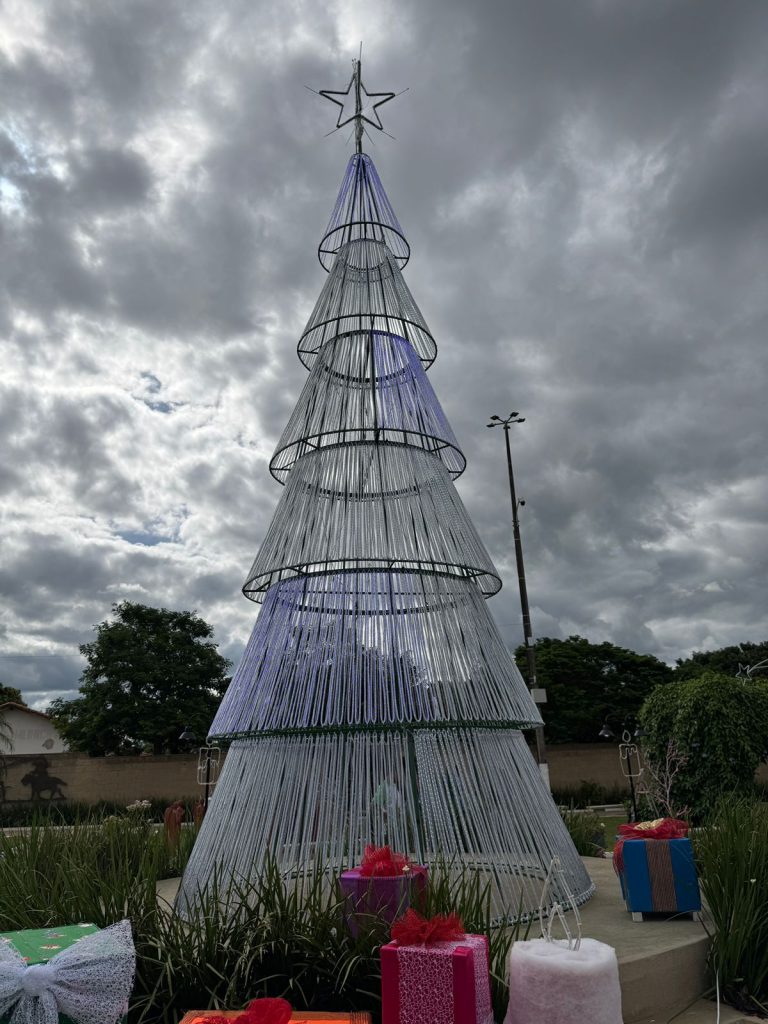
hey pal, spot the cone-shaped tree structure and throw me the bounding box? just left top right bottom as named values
left=178, top=145, right=593, bottom=921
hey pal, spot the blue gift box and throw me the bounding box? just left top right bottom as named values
left=619, top=837, right=701, bottom=917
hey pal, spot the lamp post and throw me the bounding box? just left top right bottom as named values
left=487, top=412, right=548, bottom=782
left=598, top=716, right=644, bottom=822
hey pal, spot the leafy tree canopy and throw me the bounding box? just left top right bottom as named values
left=640, top=671, right=768, bottom=821
left=515, top=635, right=673, bottom=743
left=49, top=602, right=230, bottom=756
left=0, top=684, right=26, bottom=706
left=674, top=640, right=768, bottom=680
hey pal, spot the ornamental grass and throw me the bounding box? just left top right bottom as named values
left=0, top=817, right=529, bottom=1024
left=692, top=798, right=768, bottom=1018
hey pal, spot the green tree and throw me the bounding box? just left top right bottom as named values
left=516, top=635, right=673, bottom=743
left=640, top=671, right=768, bottom=821
left=49, top=602, right=230, bottom=756
left=674, top=640, right=768, bottom=680
left=0, top=684, right=25, bottom=706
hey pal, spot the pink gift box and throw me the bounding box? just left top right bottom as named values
left=340, top=867, right=427, bottom=935
left=381, top=933, right=494, bottom=1024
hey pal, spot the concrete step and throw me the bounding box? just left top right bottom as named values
left=633, top=996, right=764, bottom=1023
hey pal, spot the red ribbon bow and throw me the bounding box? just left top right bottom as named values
left=391, top=909, right=464, bottom=945
left=358, top=844, right=412, bottom=877
left=201, top=998, right=292, bottom=1024
left=613, top=817, right=689, bottom=874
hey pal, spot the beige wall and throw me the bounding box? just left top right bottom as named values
left=2, top=745, right=765, bottom=806
left=540, top=743, right=632, bottom=792
left=2, top=752, right=199, bottom=805
left=2, top=744, right=630, bottom=806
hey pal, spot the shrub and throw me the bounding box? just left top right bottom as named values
left=692, top=798, right=768, bottom=1017
left=0, top=797, right=198, bottom=828
left=640, top=671, right=768, bottom=821
left=0, top=823, right=530, bottom=1024
left=0, top=816, right=196, bottom=932
left=559, top=807, right=606, bottom=857
left=550, top=781, right=628, bottom=808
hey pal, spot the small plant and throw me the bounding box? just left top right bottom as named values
left=0, top=797, right=199, bottom=828
left=0, top=821, right=533, bottom=1024
left=550, top=781, right=628, bottom=808
left=127, top=799, right=153, bottom=814
left=560, top=807, right=605, bottom=857
left=635, top=739, right=691, bottom=820
left=692, top=798, right=768, bottom=1017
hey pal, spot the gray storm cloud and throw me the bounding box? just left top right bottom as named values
left=1, top=0, right=766, bottom=706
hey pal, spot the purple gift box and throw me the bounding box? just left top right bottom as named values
left=340, top=866, right=428, bottom=935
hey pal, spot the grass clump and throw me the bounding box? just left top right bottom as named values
left=0, top=815, right=196, bottom=930
left=550, top=781, right=628, bottom=808
left=692, top=798, right=768, bottom=1018
left=559, top=806, right=606, bottom=857
left=0, top=797, right=199, bottom=828
left=0, top=821, right=528, bottom=1024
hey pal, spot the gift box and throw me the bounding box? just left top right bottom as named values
left=0, top=920, right=134, bottom=1024
left=0, top=922, right=101, bottom=964
left=381, top=924, right=493, bottom=1024
left=0, top=924, right=99, bottom=1024
left=179, top=1014, right=371, bottom=1023
left=618, top=837, right=701, bottom=916
left=340, top=866, right=428, bottom=936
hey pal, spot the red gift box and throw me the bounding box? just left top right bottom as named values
left=381, top=933, right=493, bottom=1024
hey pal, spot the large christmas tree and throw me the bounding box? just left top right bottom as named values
left=178, top=60, right=592, bottom=920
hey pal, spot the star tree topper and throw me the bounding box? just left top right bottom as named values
left=316, top=54, right=401, bottom=153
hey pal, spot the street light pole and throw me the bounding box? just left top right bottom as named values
left=488, top=412, right=548, bottom=782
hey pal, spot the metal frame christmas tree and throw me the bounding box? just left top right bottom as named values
left=178, top=59, right=593, bottom=921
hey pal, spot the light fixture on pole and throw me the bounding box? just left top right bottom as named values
left=487, top=412, right=548, bottom=783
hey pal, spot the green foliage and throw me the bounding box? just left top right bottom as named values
left=675, top=640, right=768, bottom=680
left=0, top=824, right=528, bottom=1024
left=640, top=671, right=768, bottom=821
left=0, top=684, right=25, bottom=706
left=0, top=816, right=195, bottom=932
left=0, top=797, right=199, bottom=827
left=559, top=807, right=606, bottom=857
left=550, top=781, right=628, bottom=808
left=692, top=799, right=768, bottom=1017
left=516, top=636, right=672, bottom=743
left=49, top=602, right=230, bottom=755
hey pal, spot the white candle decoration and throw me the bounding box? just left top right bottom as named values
left=505, top=937, right=623, bottom=1024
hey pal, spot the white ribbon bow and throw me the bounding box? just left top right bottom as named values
left=0, top=920, right=135, bottom=1024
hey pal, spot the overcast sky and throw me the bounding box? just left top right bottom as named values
left=2, top=0, right=767, bottom=708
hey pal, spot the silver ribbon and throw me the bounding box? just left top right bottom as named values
left=0, top=920, right=135, bottom=1024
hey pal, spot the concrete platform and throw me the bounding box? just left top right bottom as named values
left=580, top=857, right=709, bottom=1022
left=156, top=859, right=760, bottom=1023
